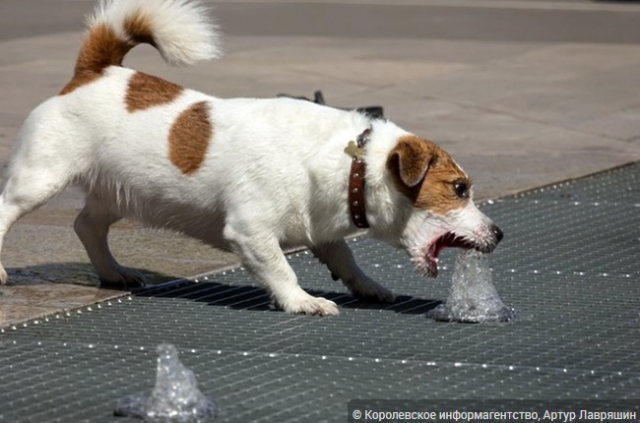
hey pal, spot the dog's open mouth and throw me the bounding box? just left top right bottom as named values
left=416, top=232, right=477, bottom=278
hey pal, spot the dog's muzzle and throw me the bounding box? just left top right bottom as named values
left=476, top=224, right=504, bottom=254
left=411, top=222, right=504, bottom=278
left=489, top=224, right=504, bottom=249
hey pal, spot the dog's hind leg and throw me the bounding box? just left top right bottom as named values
left=74, top=195, right=145, bottom=290
left=0, top=156, right=72, bottom=284
left=312, top=240, right=395, bottom=303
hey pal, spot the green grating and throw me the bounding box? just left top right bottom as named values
left=1, top=163, right=639, bottom=422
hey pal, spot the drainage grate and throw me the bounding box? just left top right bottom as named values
left=1, top=164, right=639, bottom=422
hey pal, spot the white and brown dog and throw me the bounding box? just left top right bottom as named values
left=0, top=0, right=502, bottom=315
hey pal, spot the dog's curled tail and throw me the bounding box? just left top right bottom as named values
left=72, top=0, right=221, bottom=76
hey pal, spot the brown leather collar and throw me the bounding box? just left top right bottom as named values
left=346, top=127, right=372, bottom=229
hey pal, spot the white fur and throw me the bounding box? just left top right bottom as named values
left=0, top=0, right=499, bottom=316
left=91, top=0, right=221, bottom=66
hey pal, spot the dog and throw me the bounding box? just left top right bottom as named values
left=0, top=0, right=503, bottom=316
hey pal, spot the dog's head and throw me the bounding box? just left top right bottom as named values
left=384, top=135, right=503, bottom=277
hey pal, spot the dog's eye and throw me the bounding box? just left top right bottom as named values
left=453, top=181, right=469, bottom=199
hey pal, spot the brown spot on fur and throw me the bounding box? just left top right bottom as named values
left=123, top=14, right=157, bottom=48
left=60, top=11, right=156, bottom=96
left=387, top=135, right=470, bottom=215
left=59, top=71, right=103, bottom=95
left=169, top=101, right=213, bottom=175
left=125, top=72, right=183, bottom=112
left=59, top=23, right=130, bottom=95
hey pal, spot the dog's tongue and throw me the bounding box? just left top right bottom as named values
left=436, top=233, right=475, bottom=252
left=426, top=233, right=476, bottom=277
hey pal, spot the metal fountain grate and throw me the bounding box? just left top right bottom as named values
left=1, top=163, right=639, bottom=422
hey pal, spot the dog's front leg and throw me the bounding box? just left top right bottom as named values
left=226, top=228, right=339, bottom=316
left=312, top=240, right=395, bottom=303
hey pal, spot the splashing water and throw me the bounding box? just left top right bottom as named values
left=115, top=343, right=217, bottom=422
left=426, top=250, right=516, bottom=323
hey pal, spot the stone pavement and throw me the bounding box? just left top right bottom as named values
left=1, top=0, right=639, bottom=327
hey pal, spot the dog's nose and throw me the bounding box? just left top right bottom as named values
left=491, top=225, right=504, bottom=243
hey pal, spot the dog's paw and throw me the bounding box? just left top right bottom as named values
left=348, top=277, right=395, bottom=303
left=0, top=267, right=7, bottom=284
left=281, top=294, right=339, bottom=316
left=99, top=267, right=146, bottom=291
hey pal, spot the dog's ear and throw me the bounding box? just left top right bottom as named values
left=386, top=136, right=437, bottom=187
